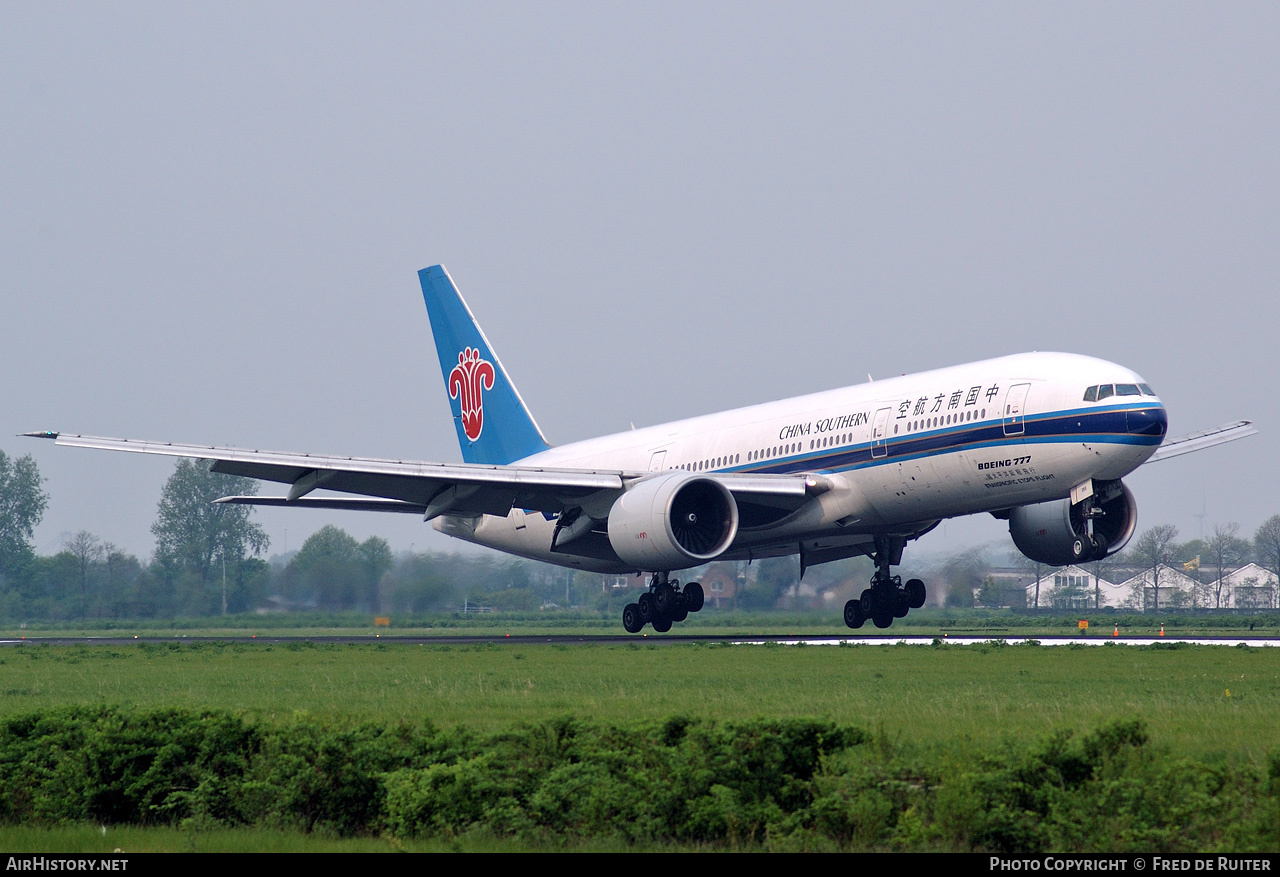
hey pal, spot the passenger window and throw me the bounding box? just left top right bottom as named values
left=1117, top=384, right=1140, bottom=396
left=1097, top=384, right=1115, bottom=401
left=1083, top=386, right=1097, bottom=402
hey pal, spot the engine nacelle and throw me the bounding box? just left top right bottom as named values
left=1009, top=480, right=1137, bottom=566
left=607, top=471, right=739, bottom=570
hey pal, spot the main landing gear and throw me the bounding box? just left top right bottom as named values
left=843, top=536, right=927, bottom=630
left=622, top=572, right=705, bottom=634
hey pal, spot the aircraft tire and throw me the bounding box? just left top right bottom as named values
left=892, top=592, right=910, bottom=618
left=637, top=593, right=654, bottom=623
left=843, top=599, right=865, bottom=629
left=671, top=594, right=689, bottom=623
left=860, top=588, right=876, bottom=615
left=1091, top=534, right=1109, bottom=559
left=622, top=603, right=644, bottom=634
left=653, top=584, right=675, bottom=616
left=872, top=610, right=894, bottom=629
left=685, top=582, right=704, bottom=612
left=652, top=615, right=673, bottom=633
left=905, top=579, right=926, bottom=609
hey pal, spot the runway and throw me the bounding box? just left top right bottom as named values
left=3, top=633, right=1279, bottom=647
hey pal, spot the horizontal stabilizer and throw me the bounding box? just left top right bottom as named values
left=215, top=496, right=427, bottom=514
left=1145, top=420, right=1257, bottom=463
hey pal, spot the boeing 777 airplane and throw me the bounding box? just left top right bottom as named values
left=29, top=266, right=1255, bottom=633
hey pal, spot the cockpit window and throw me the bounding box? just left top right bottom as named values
left=1086, top=382, right=1158, bottom=401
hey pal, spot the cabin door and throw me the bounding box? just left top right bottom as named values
left=871, top=407, right=892, bottom=458
left=1002, top=383, right=1031, bottom=436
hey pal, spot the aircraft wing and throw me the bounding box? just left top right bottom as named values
left=1144, top=420, right=1257, bottom=464
left=24, top=432, right=815, bottom=521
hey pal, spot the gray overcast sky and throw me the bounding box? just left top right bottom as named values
left=3, top=2, right=1277, bottom=566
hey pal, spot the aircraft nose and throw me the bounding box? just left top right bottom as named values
left=1126, top=403, right=1168, bottom=441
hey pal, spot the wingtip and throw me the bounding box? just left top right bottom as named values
left=22, top=431, right=59, bottom=439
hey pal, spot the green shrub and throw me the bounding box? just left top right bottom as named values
left=0, top=706, right=1276, bottom=851
left=0, top=706, right=258, bottom=825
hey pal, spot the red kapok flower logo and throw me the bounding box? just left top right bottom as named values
left=449, top=347, right=496, bottom=441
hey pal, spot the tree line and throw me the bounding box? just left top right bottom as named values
left=0, top=451, right=588, bottom=621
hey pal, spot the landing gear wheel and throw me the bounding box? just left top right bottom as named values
left=637, top=593, right=654, bottom=623
left=652, top=615, right=672, bottom=633
left=1091, top=534, right=1109, bottom=559
left=1070, top=536, right=1091, bottom=564
left=622, top=603, right=644, bottom=634
left=670, top=594, right=689, bottom=623
left=653, top=583, right=675, bottom=616
left=872, top=610, right=894, bottom=629
left=844, top=599, right=865, bottom=629
left=860, top=588, right=876, bottom=616
left=684, top=582, right=704, bottom=613
left=892, top=591, right=910, bottom=618
left=905, top=579, right=926, bottom=609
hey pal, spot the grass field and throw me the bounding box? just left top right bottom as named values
left=2, top=638, right=1277, bottom=765
left=3, top=634, right=1279, bottom=852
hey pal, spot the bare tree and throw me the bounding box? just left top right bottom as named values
left=64, top=530, right=103, bottom=618
left=1088, top=548, right=1125, bottom=609
left=1207, top=523, right=1249, bottom=609
left=1131, top=524, right=1179, bottom=611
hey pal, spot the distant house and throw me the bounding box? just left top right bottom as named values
left=606, top=574, right=640, bottom=594
left=978, top=565, right=1123, bottom=609
left=977, top=560, right=1279, bottom=612
left=1043, top=566, right=1126, bottom=609
left=1217, top=563, right=1277, bottom=610
left=1115, top=565, right=1203, bottom=610
left=700, top=564, right=741, bottom=608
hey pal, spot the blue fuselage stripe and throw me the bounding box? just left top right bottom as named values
left=727, top=405, right=1166, bottom=476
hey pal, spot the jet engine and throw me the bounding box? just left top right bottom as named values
left=607, top=471, right=739, bottom=570
left=1009, top=480, right=1137, bottom=566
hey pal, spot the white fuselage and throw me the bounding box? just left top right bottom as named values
left=435, top=351, right=1167, bottom=573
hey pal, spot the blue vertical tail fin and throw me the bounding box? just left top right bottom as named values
left=419, top=265, right=551, bottom=465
